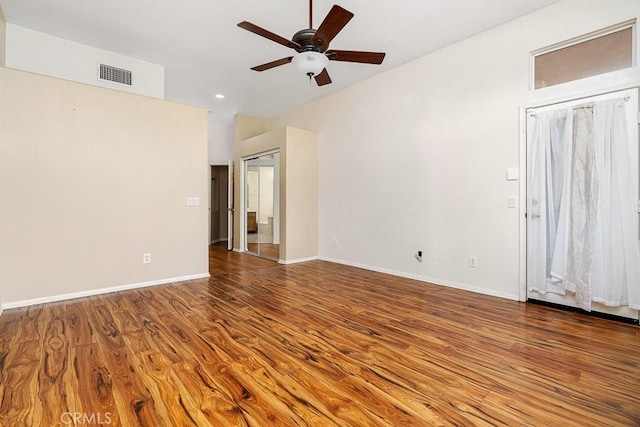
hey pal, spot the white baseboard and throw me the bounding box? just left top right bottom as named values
left=279, top=256, right=319, bottom=265
left=318, top=256, right=519, bottom=301
left=210, top=238, right=229, bottom=244
left=1, top=272, right=211, bottom=310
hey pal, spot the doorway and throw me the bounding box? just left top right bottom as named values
left=525, top=88, right=640, bottom=320
left=244, top=151, right=280, bottom=261
left=210, top=165, right=229, bottom=245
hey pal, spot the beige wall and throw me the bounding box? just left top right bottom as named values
left=233, top=117, right=318, bottom=262
left=0, top=10, right=4, bottom=312
left=284, top=127, right=318, bottom=261
left=0, top=67, right=209, bottom=306
left=0, top=6, right=6, bottom=67
left=235, top=114, right=268, bottom=142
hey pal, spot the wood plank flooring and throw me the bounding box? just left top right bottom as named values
left=0, top=245, right=639, bottom=426
left=208, top=242, right=278, bottom=276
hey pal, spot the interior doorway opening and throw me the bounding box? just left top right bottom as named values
left=210, top=165, right=229, bottom=245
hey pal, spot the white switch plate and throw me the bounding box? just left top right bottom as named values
left=508, top=196, right=517, bottom=208
left=506, top=168, right=519, bottom=181
left=469, top=255, right=478, bottom=268
left=186, top=197, right=200, bottom=206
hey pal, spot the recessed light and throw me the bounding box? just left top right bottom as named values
left=215, top=94, right=225, bottom=99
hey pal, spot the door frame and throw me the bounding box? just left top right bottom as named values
left=227, top=160, right=234, bottom=251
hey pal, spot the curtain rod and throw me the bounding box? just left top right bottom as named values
left=527, top=94, right=630, bottom=117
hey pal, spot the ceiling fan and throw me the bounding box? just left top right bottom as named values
left=237, top=0, right=386, bottom=86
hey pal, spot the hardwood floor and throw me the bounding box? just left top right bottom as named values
left=0, top=247, right=639, bottom=426
left=209, top=242, right=278, bottom=275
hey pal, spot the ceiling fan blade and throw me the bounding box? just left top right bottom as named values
left=314, top=68, right=332, bottom=86
left=251, top=57, right=294, bottom=72
left=327, top=50, right=386, bottom=64
left=238, top=21, right=301, bottom=50
left=311, top=5, right=353, bottom=51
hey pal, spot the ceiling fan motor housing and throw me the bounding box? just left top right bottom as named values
left=292, top=29, right=326, bottom=53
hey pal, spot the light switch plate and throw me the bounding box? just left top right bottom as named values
left=186, top=197, right=200, bottom=207
left=506, top=168, right=519, bottom=181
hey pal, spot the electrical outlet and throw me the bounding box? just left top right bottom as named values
left=469, top=255, right=478, bottom=268
left=415, top=250, right=423, bottom=263
left=143, top=253, right=151, bottom=264
left=331, top=238, right=339, bottom=248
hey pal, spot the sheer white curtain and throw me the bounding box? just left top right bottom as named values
left=527, top=98, right=640, bottom=311
left=527, top=107, right=574, bottom=296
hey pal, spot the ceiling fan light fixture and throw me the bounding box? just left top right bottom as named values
left=292, top=51, right=328, bottom=77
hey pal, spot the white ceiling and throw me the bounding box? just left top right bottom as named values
left=0, top=0, right=560, bottom=125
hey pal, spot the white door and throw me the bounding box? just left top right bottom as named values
left=526, top=88, right=640, bottom=320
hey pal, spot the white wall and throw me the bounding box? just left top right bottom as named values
left=5, top=24, right=164, bottom=99
left=208, top=119, right=234, bottom=165
left=269, top=0, right=640, bottom=300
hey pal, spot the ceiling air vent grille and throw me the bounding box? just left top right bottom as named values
left=99, top=64, right=132, bottom=86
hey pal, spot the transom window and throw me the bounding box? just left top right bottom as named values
left=532, top=22, right=634, bottom=89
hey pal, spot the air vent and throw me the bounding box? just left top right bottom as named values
left=99, top=64, right=132, bottom=86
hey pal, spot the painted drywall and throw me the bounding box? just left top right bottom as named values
left=208, top=120, right=234, bottom=165
left=268, top=0, right=640, bottom=300
left=235, top=114, right=268, bottom=142
left=0, top=8, right=4, bottom=314
left=5, top=24, right=164, bottom=99
left=0, top=6, right=6, bottom=67
left=284, top=127, right=318, bottom=261
left=233, top=120, right=318, bottom=262
left=0, top=67, right=209, bottom=306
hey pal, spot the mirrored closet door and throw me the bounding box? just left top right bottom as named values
left=244, top=151, right=280, bottom=261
